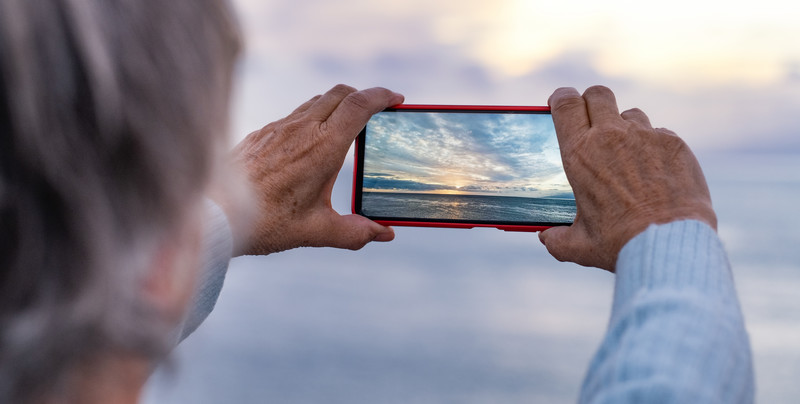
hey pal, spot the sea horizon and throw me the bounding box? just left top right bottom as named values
left=363, top=189, right=577, bottom=200
left=360, top=191, right=576, bottom=223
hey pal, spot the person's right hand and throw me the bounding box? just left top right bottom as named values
left=539, top=86, right=716, bottom=271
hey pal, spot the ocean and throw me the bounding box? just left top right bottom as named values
left=361, top=192, right=577, bottom=223
left=145, top=152, right=800, bottom=404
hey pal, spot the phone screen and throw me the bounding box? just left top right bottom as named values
left=353, top=106, right=576, bottom=230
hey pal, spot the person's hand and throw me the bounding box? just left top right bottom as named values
left=230, top=84, right=404, bottom=256
left=539, top=86, right=716, bottom=271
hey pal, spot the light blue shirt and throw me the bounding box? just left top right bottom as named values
left=186, top=207, right=754, bottom=403
left=177, top=200, right=234, bottom=342
left=580, top=220, right=754, bottom=403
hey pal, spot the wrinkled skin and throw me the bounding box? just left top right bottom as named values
left=539, top=86, right=716, bottom=271
left=231, top=84, right=404, bottom=256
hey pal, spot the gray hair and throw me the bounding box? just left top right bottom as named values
left=0, top=0, right=240, bottom=401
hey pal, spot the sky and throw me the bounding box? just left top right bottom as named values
left=362, top=111, right=571, bottom=198
left=146, top=2, right=800, bottom=403
left=228, top=0, right=800, bottom=153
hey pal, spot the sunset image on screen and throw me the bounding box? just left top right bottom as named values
left=361, top=110, right=575, bottom=223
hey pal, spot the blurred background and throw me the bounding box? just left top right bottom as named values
left=145, top=0, right=800, bottom=402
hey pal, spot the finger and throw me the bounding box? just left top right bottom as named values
left=323, top=214, right=395, bottom=250
left=583, top=85, right=621, bottom=126
left=654, top=127, right=679, bottom=137
left=305, top=84, right=358, bottom=121
left=291, top=95, right=322, bottom=115
left=538, top=226, right=573, bottom=262
left=620, top=108, right=652, bottom=128
left=325, top=87, right=404, bottom=141
left=548, top=87, right=589, bottom=153
left=539, top=225, right=591, bottom=264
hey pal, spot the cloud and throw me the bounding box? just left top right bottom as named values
left=228, top=0, right=800, bottom=153
left=364, top=175, right=454, bottom=192
left=361, top=110, right=569, bottom=197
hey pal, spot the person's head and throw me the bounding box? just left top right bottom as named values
left=0, top=0, right=240, bottom=402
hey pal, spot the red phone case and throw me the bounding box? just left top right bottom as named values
left=352, top=104, right=565, bottom=232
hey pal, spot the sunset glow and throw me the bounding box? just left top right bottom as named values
left=361, top=110, right=572, bottom=199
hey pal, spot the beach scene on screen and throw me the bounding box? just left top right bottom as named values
left=361, top=111, right=576, bottom=223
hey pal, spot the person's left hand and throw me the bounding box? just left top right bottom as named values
left=228, top=84, right=404, bottom=256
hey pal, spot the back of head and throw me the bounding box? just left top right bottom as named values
left=0, top=0, right=240, bottom=401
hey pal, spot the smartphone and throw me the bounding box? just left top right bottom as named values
left=352, top=105, right=576, bottom=232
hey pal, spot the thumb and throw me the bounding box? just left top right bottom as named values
left=540, top=225, right=614, bottom=271
left=326, top=214, right=395, bottom=250
left=539, top=225, right=581, bottom=263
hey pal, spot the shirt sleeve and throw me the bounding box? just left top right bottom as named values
left=176, top=199, right=234, bottom=342
left=579, top=220, right=754, bottom=404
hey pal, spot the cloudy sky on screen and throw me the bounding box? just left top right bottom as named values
left=362, top=111, right=571, bottom=198
left=229, top=0, right=800, bottom=153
